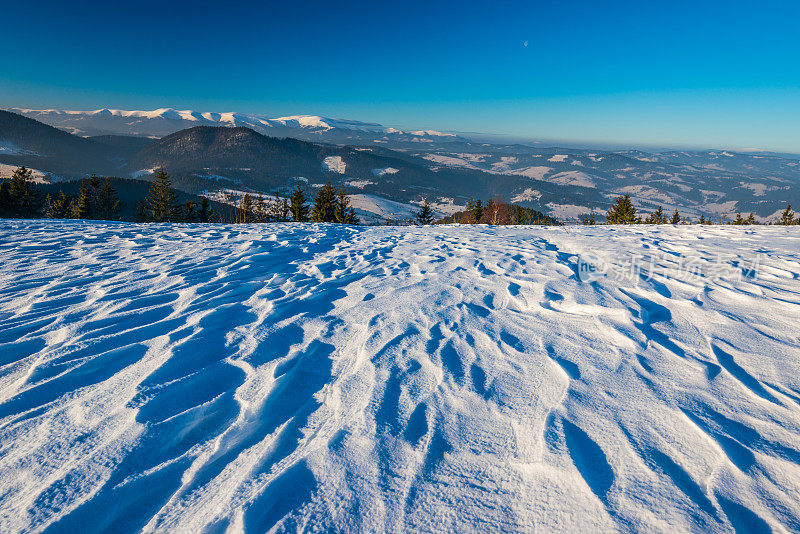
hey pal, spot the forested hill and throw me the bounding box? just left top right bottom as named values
left=0, top=111, right=126, bottom=175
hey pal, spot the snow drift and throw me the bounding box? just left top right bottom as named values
left=1, top=221, right=799, bottom=532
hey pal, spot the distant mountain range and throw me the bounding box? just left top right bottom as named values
left=0, top=110, right=598, bottom=222
left=8, top=108, right=465, bottom=145
left=2, top=107, right=800, bottom=222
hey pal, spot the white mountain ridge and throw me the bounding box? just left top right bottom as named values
left=9, top=107, right=458, bottom=139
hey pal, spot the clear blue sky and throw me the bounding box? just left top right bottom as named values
left=2, top=0, right=799, bottom=151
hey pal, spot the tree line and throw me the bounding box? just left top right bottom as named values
left=5, top=165, right=795, bottom=227
left=229, top=180, right=359, bottom=224
left=433, top=197, right=561, bottom=226
left=0, top=166, right=42, bottom=218
left=0, top=165, right=361, bottom=225
left=584, top=194, right=798, bottom=225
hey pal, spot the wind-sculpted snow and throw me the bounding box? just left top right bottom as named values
left=1, top=221, right=800, bottom=532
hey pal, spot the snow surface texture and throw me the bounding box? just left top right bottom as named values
left=1, top=221, right=800, bottom=533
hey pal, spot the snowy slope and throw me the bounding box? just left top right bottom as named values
left=348, top=193, right=426, bottom=224
left=1, top=221, right=800, bottom=532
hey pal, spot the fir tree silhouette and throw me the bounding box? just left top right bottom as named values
left=605, top=194, right=636, bottom=224
left=415, top=199, right=435, bottom=225
left=290, top=185, right=309, bottom=222
left=8, top=166, right=40, bottom=217
left=311, top=182, right=337, bottom=222
left=95, top=179, right=122, bottom=220
left=145, top=167, right=179, bottom=222
left=779, top=204, right=795, bottom=225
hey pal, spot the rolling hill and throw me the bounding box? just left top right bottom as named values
left=3, top=108, right=800, bottom=222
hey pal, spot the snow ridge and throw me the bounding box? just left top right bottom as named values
left=0, top=222, right=799, bottom=532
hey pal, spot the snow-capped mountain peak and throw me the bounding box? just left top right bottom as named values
left=7, top=107, right=464, bottom=143
left=408, top=129, right=457, bottom=138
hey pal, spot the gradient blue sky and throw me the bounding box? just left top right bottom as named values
left=2, top=0, right=799, bottom=151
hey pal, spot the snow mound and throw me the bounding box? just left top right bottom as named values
left=1, top=221, right=799, bottom=532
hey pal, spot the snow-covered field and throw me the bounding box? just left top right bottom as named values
left=1, top=221, right=800, bottom=532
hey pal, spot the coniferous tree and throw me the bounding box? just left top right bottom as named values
left=89, top=173, right=101, bottom=212
left=471, top=198, right=483, bottom=224
left=8, top=166, right=40, bottom=217
left=290, top=185, right=309, bottom=222
left=733, top=212, right=745, bottom=225
left=70, top=199, right=81, bottom=219
left=89, top=173, right=101, bottom=190
left=280, top=197, right=290, bottom=221
left=670, top=209, right=681, bottom=224
left=779, top=204, right=795, bottom=225
left=511, top=205, right=528, bottom=225
left=73, top=178, right=93, bottom=219
left=645, top=206, right=666, bottom=224
left=254, top=195, right=267, bottom=222
left=45, top=191, right=77, bottom=220
left=605, top=194, right=636, bottom=224
left=95, top=179, right=122, bottom=220
left=272, top=192, right=289, bottom=222
left=181, top=200, right=197, bottom=222
left=746, top=212, right=757, bottom=225
left=198, top=196, right=212, bottom=223
left=54, top=190, right=74, bottom=218
left=134, top=199, right=149, bottom=222
left=415, top=199, right=435, bottom=225
left=334, top=187, right=359, bottom=224
left=465, top=198, right=475, bottom=223
left=311, top=182, right=337, bottom=222
left=0, top=180, right=11, bottom=217
left=145, top=167, right=179, bottom=222
left=268, top=192, right=283, bottom=222
left=238, top=193, right=254, bottom=223
left=42, top=194, right=55, bottom=219
left=334, top=188, right=348, bottom=224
